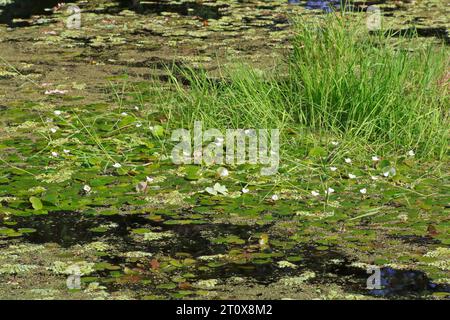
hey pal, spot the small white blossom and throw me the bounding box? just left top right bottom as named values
left=383, top=171, right=390, bottom=177
left=146, top=176, right=154, bottom=183
left=271, top=194, right=279, bottom=201
left=217, top=167, right=229, bottom=177
left=63, top=149, right=70, bottom=154
left=372, top=156, right=380, bottom=161
left=83, top=185, right=92, bottom=193
left=51, top=151, right=59, bottom=158
left=330, top=167, right=337, bottom=172
left=371, top=176, right=379, bottom=181
left=331, top=141, right=339, bottom=146
left=407, top=150, right=415, bottom=157
left=120, top=112, right=128, bottom=116
left=241, top=187, right=249, bottom=194
left=135, top=122, right=142, bottom=128
left=45, top=89, right=67, bottom=95
left=325, top=187, right=335, bottom=195
left=113, top=163, right=122, bottom=168
left=311, top=190, right=320, bottom=197
left=50, top=127, right=58, bottom=133
left=348, top=173, right=357, bottom=179
left=54, top=110, right=62, bottom=116
left=359, top=188, right=367, bottom=194
left=344, top=158, right=352, bottom=164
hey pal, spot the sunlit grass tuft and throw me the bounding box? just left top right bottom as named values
left=163, top=13, right=449, bottom=159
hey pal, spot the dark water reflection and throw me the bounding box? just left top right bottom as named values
left=3, top=211, right=449, bottom=298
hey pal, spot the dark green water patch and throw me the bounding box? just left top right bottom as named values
left=0, top=0, right=61, bottom=27
left=116, top=0, right=226, bottom=20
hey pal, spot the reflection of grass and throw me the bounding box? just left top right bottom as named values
left=164, top=14, right=448, bottom=159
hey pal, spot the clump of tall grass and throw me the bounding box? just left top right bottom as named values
left=164, top=13, right=448, bottom=158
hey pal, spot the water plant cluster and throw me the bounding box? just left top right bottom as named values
left=0, top=1, right=448, bottom=300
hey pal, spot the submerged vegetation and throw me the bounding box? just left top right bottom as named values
left=0, top=0, right=449, bottom=300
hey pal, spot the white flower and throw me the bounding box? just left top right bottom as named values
left=325, top=187, right=335, bottom=195
left=113, top=163, right=122, bottom=168
left=330, top=167, right=337, bottom=172
left=217, top=167, right=229, bottom=177
left=149, top=126, right=154, bottom=130
left=50, top=127, right=58, bottom=133
left=135, top=122, right=142, bottom=128
left=383, top=171, right=389, bottom=177
left=45, top=89, right=67, bottom=95
left=331, top=141, right=339, bottom=146
left=134, top=106, right=139, bottom=111
left=348, top=173, right=357, bottom=179
left=54, top=110, right=62, bottom=116
left=344, top=158, right=352, bottom=164
left=244, top=129, right=251, bottom=135
left=311, top=191, right=320, bottom=197
left=241, top=187, right=249, bottom=194
left=271, top=194, right=279, bottom=201
left=371, top=176, right=379, bottom=181
left=359, top=188, right=367, bottom=194
left=51, top=151, right=59, bottom=158
left=63, top=149, right=70, bottom=154
left=146, top=176, right=154, bottom=183
left=83, top=185, right=92, bottom=193
left=120, top=112, right=128, bottom=116
left=407, top=150, right=415, bottom=157
left=372, top=156, right=380, bottom=161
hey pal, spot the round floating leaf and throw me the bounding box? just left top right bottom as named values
left=308, top=146, right=327, bottom=158
left=29, top=196, right=43, bottom=210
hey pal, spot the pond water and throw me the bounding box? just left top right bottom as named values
left=2, top=208, right=449, bottom=299
left=0, top=0, right=448, bottom=300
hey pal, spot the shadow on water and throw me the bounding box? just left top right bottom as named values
left=117, top=0, right=226, bottom=20
left=369, top=268, right=450, bottom=298
left=3, top=211, right=449, bottom=298
left=0, top=0, right=62, bottom=27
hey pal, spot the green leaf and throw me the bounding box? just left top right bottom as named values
left=151, top=125, right=165, bottom=138
left=184, top=165, right=201, bottom=181
left=29, top=196, right=43, bottom=210
left=308, top=146, right=327, bottom=158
